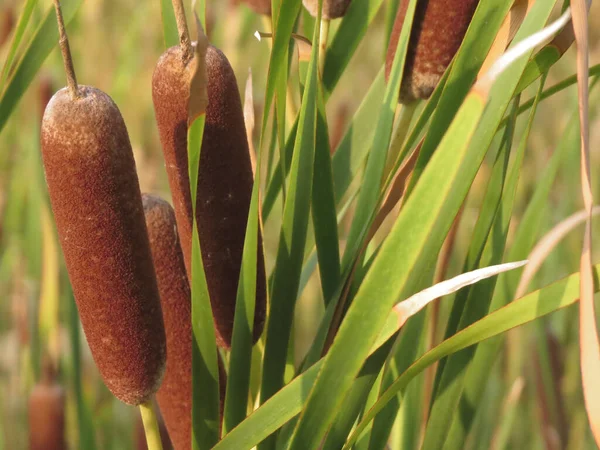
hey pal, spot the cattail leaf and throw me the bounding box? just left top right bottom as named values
left=188, top=114, right=221, bottom=449
left=0, top=0, right=83, bottom=133
left=322, top=0, right=385, bottom=97
left=215, top=262, right=600, bottom=450
left=259, top=4, right=320, bottom=448
left=427, top=58, right=550, bottom=450
left=160, top=0, right=178, bottom=48
left=345, top=263, right=600, bottom=448
left=0, top=0, right=38, bottom=93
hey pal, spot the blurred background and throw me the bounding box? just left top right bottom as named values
left=1, top=0, right=600, bottom=448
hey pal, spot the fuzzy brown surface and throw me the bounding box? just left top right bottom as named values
left=143, top=194, right=192, bottom=450
left=40, top=86, right=166, bottom=405
left=303, top=0, right=351, bottom=19
left=28, top=381, right=66, bottom=450
left=242, top=0, right=271, bottom=15
left=152, top=45, right=266, bottom=349
left=386, top=0, right=479, bottom=103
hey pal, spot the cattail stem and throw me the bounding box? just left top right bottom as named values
left=384, top=102, right=417, bottom=180
left=318, top=18, right=330, bottom=76
left=139, top=400, right=164, bottom=450
left=50, top=0, right=78, bottom=99
left=171, top=0, right=191, bottom=61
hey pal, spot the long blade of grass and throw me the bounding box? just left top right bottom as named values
left=160, top=0, right=178, bottom=48
left=259, top=10, right=320, bottom=449
left=345, top=263, right=600, bottom=448
left=287, top=78, right=486, bottom=449
left=0, top=0, right=83, bottom=134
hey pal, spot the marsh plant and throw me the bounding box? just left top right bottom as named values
left=0, top=0, right=599, bottom=449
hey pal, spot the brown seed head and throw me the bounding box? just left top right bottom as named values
left=40, top=86, right=166, bottom=405
left=386, top=0, right=479, bottom=103
left=152, top=45, right=266, bottom=349
left=28, top=366, right=66, bottom=450
left=143, top=194, right=228, bottom=448
left=303, top=0, right=351, bottom=19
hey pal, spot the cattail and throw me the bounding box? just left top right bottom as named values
left=241, top=0, right=271, bottom=15
left=386, top=0, right=479, bottom=103
left=152, top=41, right=266, bottom=349
left=28, top=361, right=66, bottom=450
left=303, top=0, right=351, bottom=19
left=143, top=193, right=228, bottom=448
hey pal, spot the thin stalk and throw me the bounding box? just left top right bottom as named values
left=50, top=0, right=78, bottom=99
left=139, top=400, right=164, bottom=450
left=172, top=0, right=191, bottom=61
left=318, top=18, right=330, bottom=76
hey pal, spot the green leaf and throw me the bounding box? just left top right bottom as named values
left=345, top=263, right=600, bottom=448
left=188, top=115, right=221, bottom=449
left=259, top=4, right=320, bottom=440
left=0, top=0, right=84, bottom=134
left=160, top=0, right=178, bottom=48
left=322, top=0, right=385, bottom=97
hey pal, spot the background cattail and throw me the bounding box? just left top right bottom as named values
left=240, top=0, right=271, bottom=15
left=303, top=0, right=351, bottom=19
left=0, top=6, right=14, bottom=48
left=28, top=361, right=66, bottom=450
left=152, top=44, right=266, bottom=349
left=386, top=0, right=480, bottom=103
left=41, top=86, right=166, bottom=405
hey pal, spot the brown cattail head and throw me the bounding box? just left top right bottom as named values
left=303, top=0, right=351, bottom=19
left=386, top=0, right=479, bottom=103
left=152, top=44, right=266, bottom=349
left=143, top=194, right=228, bottom=448
left=241, top=0, right=271, bottom=15
left=28, top=361, right=66, bottom=450
left=0, top=6, right=14, bottom=49
left=41, top=86, right=166, bottom=405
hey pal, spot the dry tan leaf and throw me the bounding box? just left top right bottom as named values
left=244, top=69, right=257, bottom=176
left=571, top=0, right=600, bottom=446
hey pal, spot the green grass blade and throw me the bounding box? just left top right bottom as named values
left=322, top=0, right=385, bottom=97
left=259, top=0, right=320, bottom=418
left=312, top=91, right=340, bottom=304
left=160, top=0, right=178, bottom=48
left=404, top=0, right=514, bottom=199
left=222, top=171, right=261, bottom=434
left=339, top=0, right=417, bottom=271
left=188, top=115, right=221, bottom=449
left=0, top=0, right=39, bottom=93
left=286, top=75, right=485, bottom=450
left=0, top=0, right=83, bottom=134
left=424, top=74, right=547, bottom=450
left=344, top=264, right=600, bottom=448
left=443, top=79, right=600, bottom=450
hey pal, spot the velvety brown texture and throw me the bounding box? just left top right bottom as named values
left=28, top=369, right=66, bottom=450
left=386, top=0, right=479, bottom=103
left=152, top=45, right=266, bottom=349
left=303, top=0, right=351, bottom=19
left=143, top=194, right=228, bottom=449
left=242, top=0, right=271, bottom=15
left=41, top=86, right=166, bottom=405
